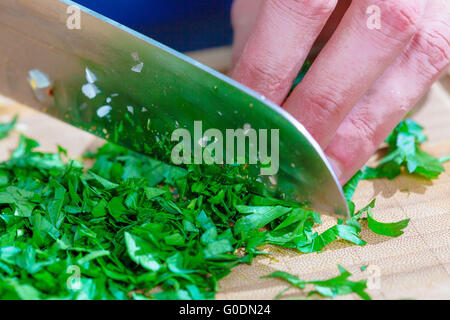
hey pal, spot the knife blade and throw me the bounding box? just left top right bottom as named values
left=0, top=0, right=349, bottom=218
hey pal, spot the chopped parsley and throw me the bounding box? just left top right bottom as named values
left=263, top=265, right=371, bottom=300
left=362, top=119, right=445, bottom=180
left=0, top=116, right=445, bottom=300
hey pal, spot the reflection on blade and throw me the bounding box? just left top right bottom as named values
left=0, top=0, right=349, bottom=218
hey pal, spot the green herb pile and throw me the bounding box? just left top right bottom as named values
left=0, top=116, right=447, bottom=300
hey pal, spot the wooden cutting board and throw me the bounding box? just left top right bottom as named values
left=1, top=52, right=449, bottom=300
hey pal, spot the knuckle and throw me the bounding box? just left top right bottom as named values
left=268, top=0, right=337, bottom=21
left=412, top=25, right=450, bottom=74
left=347, top=116, right=378, bottom=149
left=304, top=90, right=342, bottom=123
left=245, top=60, right=284, bottom=86
left=370, top=0, right=422, bottom=34
left=236, top=58, right=288, bottom=99
left=303, top=0, right=338, bottom=18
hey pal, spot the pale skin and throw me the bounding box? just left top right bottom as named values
left=230, top=0, right=450, bottom=184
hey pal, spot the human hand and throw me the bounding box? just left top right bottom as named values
left=230, top=0, right=450, bottom=184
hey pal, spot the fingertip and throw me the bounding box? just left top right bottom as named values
left=230, top=0, right=264, bottom=68
left=231, top=0, right=339, bottom=104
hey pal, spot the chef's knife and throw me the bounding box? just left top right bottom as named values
left=0, top=0, right=349, bottom=218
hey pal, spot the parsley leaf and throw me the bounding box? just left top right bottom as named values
left=263, top=265, right=371, bottom=300
left=234, top=206, right=292, bottom=234
left=367, top=207, right=410, bottom=237
left=363, top=119, right=445, bottom=180
left=343, top=173, right=410, bottom=238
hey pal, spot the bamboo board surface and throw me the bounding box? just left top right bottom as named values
left=0, top=55, right=449, bottom=300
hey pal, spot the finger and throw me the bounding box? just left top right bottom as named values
left=326, top=0, right=450, bottom=184
left=284, top=0, right=425, bottom=148
left=231, top=0, right=264, bottom=67
left=315, top=0, right=352, bottom=49
left=231, top=0, right=338, bottom=105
